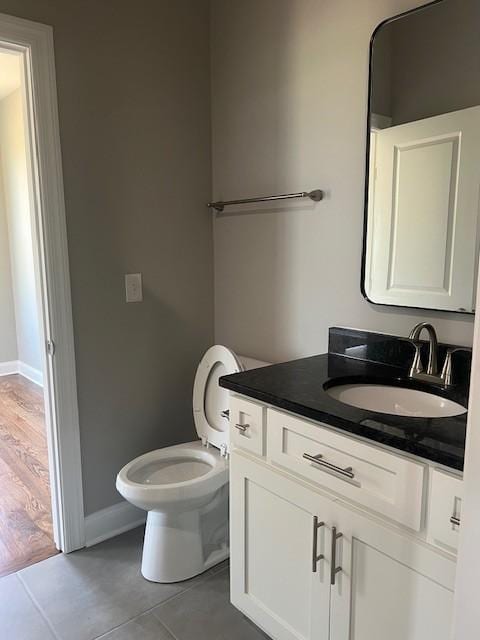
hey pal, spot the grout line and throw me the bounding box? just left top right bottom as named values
left=17, top=573, right=62, bottom=640
left=90, top=567, right=224, bottom=640
left=92, top=613, right=179, bottom=640
left=151, top=563, right=229, bottom=610
left=152, top=616, right=181, bottom=640
left=158, top=618, right=181, bottom=640
left=150, top=566, right=230, bottom=632
left=14, top=553, right=228, bottom=640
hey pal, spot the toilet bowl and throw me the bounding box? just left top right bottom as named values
left=116, top=344, right=268, bottom=583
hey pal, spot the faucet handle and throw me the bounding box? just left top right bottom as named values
left=441, top=347, right=470, bottom=387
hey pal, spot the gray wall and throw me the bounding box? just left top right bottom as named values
left=370, top=24, right=392, bottom=118
left=371, top=0, right=480, bottom=125
left=0, top=88, right=42, bottom=374
left=0, top=162, right=17, bottom=364
left=0, top=0, right=214, bottom=515
left=211, top=0, right=474, bottom=366
left=391, top=0, right=480, bottom=125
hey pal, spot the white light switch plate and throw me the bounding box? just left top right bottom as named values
left=125, top=273, right=143, bottom=302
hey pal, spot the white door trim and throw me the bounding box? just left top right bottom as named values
left=0, top=12, right=85, bottom=552
left=453, top=264, right=480, bottom=637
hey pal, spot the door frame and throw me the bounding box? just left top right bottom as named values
left=0, top=12, right=84, bottom=552
left=453, top=265, right=480, bottom=636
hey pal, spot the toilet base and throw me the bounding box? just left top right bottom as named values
left=141, top=486, right=229, bottom=583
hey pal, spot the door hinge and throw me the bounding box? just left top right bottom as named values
left=46, top=339, right=56, bottom=356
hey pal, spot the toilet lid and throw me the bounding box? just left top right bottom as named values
left=193, top=345, right=242, bottom=452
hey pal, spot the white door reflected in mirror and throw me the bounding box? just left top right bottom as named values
left=365, top=106, right=480, bottom=313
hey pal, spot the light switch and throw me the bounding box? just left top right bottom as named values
left=125, top=273, right=143, bottom=302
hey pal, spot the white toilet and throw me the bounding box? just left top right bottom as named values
left=116, top=345, right=266, bottom=583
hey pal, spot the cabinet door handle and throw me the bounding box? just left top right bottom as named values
left=450, top=515, right=460, bottom=527
left=330, top=526, right=343, bottom=586
left=234, top=423, right=249, bottom=432
left=312, top=516, right=325, bottom=572
left=303, top=452, right=356, bottom=481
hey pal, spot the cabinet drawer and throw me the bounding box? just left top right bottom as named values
left=427, top=469, right=463, bottom=553
left=267, top=409, right=425, bottom=530
left=229, top=396, right=266, bottom=456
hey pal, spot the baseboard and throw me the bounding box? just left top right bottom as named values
left=0, top=360, right=43, bottom=386
left=0, top=360, right=19, bottom=376
left=18, top=361, right=43, bottom=386
left=84, top=501, right=146, bottom=547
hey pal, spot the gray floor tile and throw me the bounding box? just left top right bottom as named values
left=0, top=573, right=56, bottom=640
left=153, top=568, right=268, bottom=640
left=97, top=612, right=174, bottom=640
left=19, top=527, right=200, bottom=640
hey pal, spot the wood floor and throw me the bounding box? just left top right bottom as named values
left=0, top=374, right=58, bottom=577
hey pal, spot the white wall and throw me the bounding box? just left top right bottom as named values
left=0, top=168, right=17, bottom=364
left=211, top=0, right=475, bottom=364
left=0, top=88, right=42, bottom=375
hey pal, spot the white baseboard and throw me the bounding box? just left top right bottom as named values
left=0, top=360, right=43, bottom=386
left=18, top=361, right=43, bottom=386
left=84, top=501, right=146, bottom=547
left=0, top=360, right=19, bottom=376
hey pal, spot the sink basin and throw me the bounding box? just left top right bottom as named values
left=325, top=383, right=466, bottom=418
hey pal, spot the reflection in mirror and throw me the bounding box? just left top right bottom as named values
left=363, top=0, right=480, bottom=313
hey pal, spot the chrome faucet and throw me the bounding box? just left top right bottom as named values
left=407, top=322, right=468, bottom=387
left=408, top=322, right=439, bottom=379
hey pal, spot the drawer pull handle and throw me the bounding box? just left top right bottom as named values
left=450, top=515, right=460, bottom=527
left=303, top=452, right=355, bottom=480
left=330, top=526, right=343, bottom=586
left=312, top=516, right=325, bottom=573
left=234, top=423, right=249, bottom=432
left=220, top=410, right=230, bottom=420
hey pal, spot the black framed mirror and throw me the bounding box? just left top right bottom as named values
left=362, top=0, right=480, bottom=314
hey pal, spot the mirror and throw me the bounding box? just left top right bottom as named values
left=362, top=0, right=480, bottom=313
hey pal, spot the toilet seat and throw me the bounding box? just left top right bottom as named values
left=116, top=441, right=228, bottom=512
left=192, top=345, right=242, bottom=453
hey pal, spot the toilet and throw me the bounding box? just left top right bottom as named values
left=116, top=345, right=267, bottom=583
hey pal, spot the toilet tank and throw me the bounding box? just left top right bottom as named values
left=238, top=355, right=271, bottom=371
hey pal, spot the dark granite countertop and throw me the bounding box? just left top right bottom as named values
left=220, top=353, right=468, bottom=471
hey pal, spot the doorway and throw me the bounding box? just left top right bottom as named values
left=0, top=47, right=57, bottom=575
left=0, top=13, right=85, bottom=561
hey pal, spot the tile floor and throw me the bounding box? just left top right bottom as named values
left=1, top=526, right=269, bottom=640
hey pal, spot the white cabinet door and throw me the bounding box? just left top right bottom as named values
left=329, top=502, right=457, bottom=640
left=230, top=452, right=333, bottom=640
left=365, top=105, right=480, bottom=312
left=427, top=468, right=463, bottom=553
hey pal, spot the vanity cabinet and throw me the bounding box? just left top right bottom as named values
left=329, top=501, right=456, bottom=640
left=230, top=453, right=332, bottom=640
left=229, top=396, right=460, bottom=640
